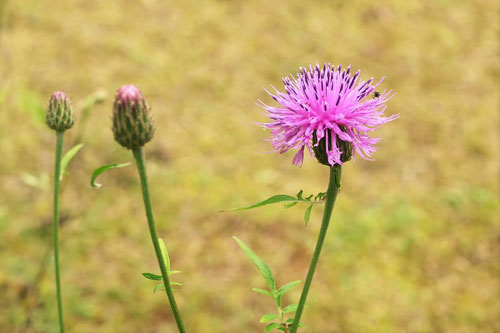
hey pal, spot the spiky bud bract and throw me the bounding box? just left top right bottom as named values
left=46, top=91, right=75, bottom=132
left=112, top=85, right=154, bottom=150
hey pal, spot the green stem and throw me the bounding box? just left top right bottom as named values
left=132, top=148, right=186, bottom=333
left=291, top=165, right=341, bottom=333
left=53, top=131, right=65, bottom=333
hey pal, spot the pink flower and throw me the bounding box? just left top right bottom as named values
left=259, top=63, right=398, bottom=167
left=116, top=84, right=143, bottom=102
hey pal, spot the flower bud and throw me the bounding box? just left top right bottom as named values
left=46, top=91, right=75, bottom=132
left=312, top=127, right=353, bottom=166
left=112, top=85, right=154, bottom=150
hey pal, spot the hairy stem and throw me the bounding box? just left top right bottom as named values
left=291, top=165, right=341, bottom=332
left=132, top=148, right=186, bottom=333
left=53, top=131, right=65, bottom=333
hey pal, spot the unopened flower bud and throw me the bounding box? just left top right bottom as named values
left=46, top=91, right=75, bottom=132
left=112, top=85, right=154, bottom=150
left=312, top=127, right=353, bottom=166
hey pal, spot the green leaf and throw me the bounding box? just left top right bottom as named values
left=142, top=273, right=162, bottom=281
left=283, top=202, right=298, bottom=209
left=283, top=304, right=298, bottom=313
left=315, top=192, right=326, bottom=200
left=60, top=143, right=84, bottom=180
left=90, top=162, right=131, bottom=188
left=152, top=282, right=180, bottom=293
left=225, top=195, right=297, bottom=212
left=277, top=280, right=301, bottom=297
left=304, top=204, right=313, bottom=225
left=252, top=288, right=273, bottom=297
left=296, top=190, right=304, bottom=200
left=233, top=237, right=276, bottom=291
left=169, top=270, right=181, bottom=276
left=153, top=284, right=164, bottom=293
left=260, top=313, right=279, bottom=323
left=158, top=239, right=171, bottom=273
left=265, top=323, right=282, bottom=332
left=285, top=318, right=305, bottom=327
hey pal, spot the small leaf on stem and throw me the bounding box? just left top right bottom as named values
left=277, top=280, right=301, bottom=297
left=283, top=202, right=298, bottom=209
left=260, top=313, right=280, bottom=323
left=252, top=288, right=273, bottom=297
left=142, top=273, right=162, bottom=281
left=283, top=304, right=298, bottom=313
left=233, top=236, right=276, bottom=291
left=265, top=323, right=282, bottom=332
left=153, top=284, right=164, bottom=293
left=296, top=190, right=304, bottom=200
left=304, top=204, right=313, bottom=225
left=60, top=143, right=84, bottom=180
left=90, top=162, right=131, bottom=188
left=158, top=238, right=171, bottom=273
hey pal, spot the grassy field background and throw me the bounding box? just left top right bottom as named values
left=0, top=0, right=498, bottom=332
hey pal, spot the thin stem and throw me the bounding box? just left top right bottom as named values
left=132, top=148, right=186, bottom=333
left=53, top=131, right=65, bottom=333
left=291, top=165, right=341, bottom=333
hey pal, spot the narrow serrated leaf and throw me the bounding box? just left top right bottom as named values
left=224, top=195, right=297, bottom=212
left=170, top=281, right=182, bottom=286
left=233, top=237, right=276, bottom=291
left=158, top=239, right=171, bottom=273
left=260, top=313, right=279, bottom=323
left=283, top=304, right=298, bottom=313
left=304, top=204, right=313, bottom=225
left=90, top=162, right=131, bottom=188
left=252, top=288, right=273, bottom=297
left=265, top=323, right=282, bottom=332
left=142, top=273, right=162, bottom=281
left=60, top=143, right=83, bottom=180
left=277, top=280, right=301, bottom=296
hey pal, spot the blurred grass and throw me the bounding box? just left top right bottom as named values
left=0, top=0, right=498, bottom=332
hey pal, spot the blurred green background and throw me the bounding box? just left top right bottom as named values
left=0, top=0, right=498, bottom=332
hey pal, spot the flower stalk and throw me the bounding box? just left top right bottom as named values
left=52, top=130, right=65, bottom=333
left=291, top=165, right=341, bottom=332
left=132, top=148, right=185, bottom=333
left=110, top=85, right=184, bottom=330
left=47, top=91, right=74, bottom=333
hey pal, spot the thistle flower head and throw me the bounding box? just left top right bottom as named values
left=260, top=63, right=399, bottom=167
left=46, top=91, right=75, bottom=132
left=112, top=85, right=154, bottom=150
